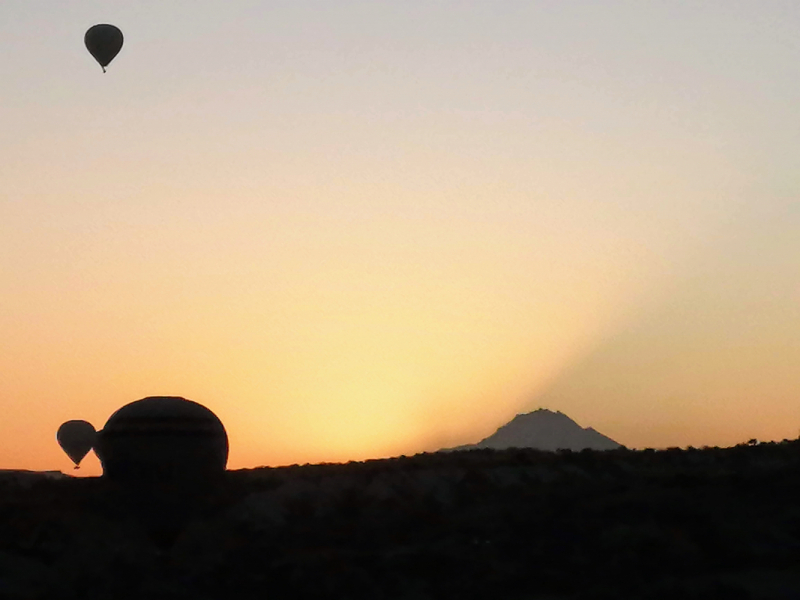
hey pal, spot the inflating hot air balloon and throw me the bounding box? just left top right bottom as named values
left=57, top=420, right=96, bottom=469
left=94, top=397, right=228, bottom=482
left=84, top=24, right=124, bottom=73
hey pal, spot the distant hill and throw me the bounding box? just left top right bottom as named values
left=443, top=408, right=623, bottom=452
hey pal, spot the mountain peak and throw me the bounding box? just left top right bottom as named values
left=443, top=409, right=623, bottom=452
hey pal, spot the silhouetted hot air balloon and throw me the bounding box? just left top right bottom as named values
left=57, top=420, right=96, bottom=469
left=84, top=24, right=123, bottom=73
left=94, top=397, right=228, bottom=482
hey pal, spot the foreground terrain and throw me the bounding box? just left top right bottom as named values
left=2, top=440, right=800, bottom=599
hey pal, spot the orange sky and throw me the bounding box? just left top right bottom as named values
left=2, top=2, right=799, bottom=475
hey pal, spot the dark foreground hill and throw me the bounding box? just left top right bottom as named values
left=2, top=440, right=800, bottom=599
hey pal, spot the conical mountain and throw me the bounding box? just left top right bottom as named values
left=445, top=409, right=623, bottom=452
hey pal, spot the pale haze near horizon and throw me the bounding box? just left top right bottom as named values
left=1, top=1, right=799, bottom=475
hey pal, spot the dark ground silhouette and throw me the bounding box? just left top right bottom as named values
left=2, top=439, right=800, bottom=599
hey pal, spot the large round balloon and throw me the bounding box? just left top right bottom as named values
left=84, top=24, right=123, bottom=73
left=57, top=420, right=96, bottom=469
left=94, top=397, right=228, bottom=482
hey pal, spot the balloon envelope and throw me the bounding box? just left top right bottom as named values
left=84, top=24, right=123, bottom=72
left=57, top=420, right=96, bottom=467
left=95, top=396, right=228, bottom=482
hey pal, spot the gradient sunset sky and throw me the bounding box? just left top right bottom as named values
left=2, top=1, right=799, bottom=475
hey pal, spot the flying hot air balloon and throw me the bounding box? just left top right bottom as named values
left=57, top=420, right=97, bottom=469
left=84, top=24, right=124, bottom=73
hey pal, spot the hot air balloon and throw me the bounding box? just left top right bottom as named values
left=57, top=420, right=96, bottom=469
left=94, top=397, right=228, bottom=482
left=84, top=24, right=124, bottom=73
